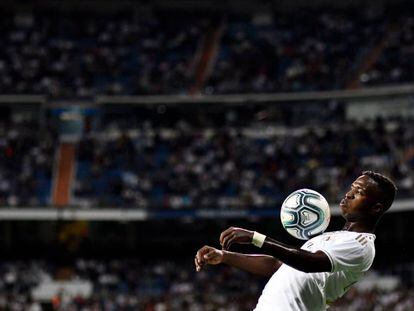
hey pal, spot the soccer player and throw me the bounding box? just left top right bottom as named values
left=194, top=171, right=397, bottom=310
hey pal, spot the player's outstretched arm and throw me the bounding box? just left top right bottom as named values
left=220, top=227, right=332, bottom=273
left=195, top=245, right=281, bottom=277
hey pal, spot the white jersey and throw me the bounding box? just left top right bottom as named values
left=254, top=230, right=376, bottom=311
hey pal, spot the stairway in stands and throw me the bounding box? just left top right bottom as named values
left=189, top=20, right=224, bottom=95
left=346, top=23, right=399, bottom=89
left=52, top=142, right=77, bottom=207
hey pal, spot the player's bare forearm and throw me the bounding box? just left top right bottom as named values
left=222, top=251, right=282, bottom=277
left=261, top=236, right=331, bottom=273
left=220, top=227, right=331, bottom=273
left=195, top=245, right=280, bottom=277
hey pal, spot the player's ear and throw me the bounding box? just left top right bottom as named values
left=372, top=203, right=384, bottom=215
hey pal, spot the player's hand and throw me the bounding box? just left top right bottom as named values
left=195, top=245, right=224, bottom=272
left=220, top=227, right=254, bottom=250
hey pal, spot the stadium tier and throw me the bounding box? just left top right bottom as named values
left=1, top=6, right=414, bottom=97
left=0, top=101, right=413, bottom=209
left=0, top=259, right=413, bottom=310
left=0, top=10, right=208, bottom=96
left=73, top=111, right=414, bottom=209
left=360, top=14, right=414, bottom=86
left=205, top=10, right=384, bottom=94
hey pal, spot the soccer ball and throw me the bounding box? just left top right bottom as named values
left=280, top=189, right=331, bottom=240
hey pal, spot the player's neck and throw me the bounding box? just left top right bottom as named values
left=342, top=221, right=376, bottom=233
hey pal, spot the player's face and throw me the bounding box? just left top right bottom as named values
left=339, top=175, right=382, bottom=221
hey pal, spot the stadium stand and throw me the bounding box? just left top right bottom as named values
left=0, top=10, right=209, bottom=97
left=0, top=260, right=413, bottom=310
left=360, top=14, right=414, bottom=86
left=0, top=112, right=56, bottom=206
left=205, top=10, right=385, bottom=94
left=73, top=110, right=414, bottom=209
left=3, top=7, right=414, bottom=97
left=1, top=103, right=413, bottom=209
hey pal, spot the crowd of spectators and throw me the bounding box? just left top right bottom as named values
left=1, top=103, right=412, bottom=210
left=0, top=259, right=413, bottom=310
left=0, top=10, right=208, bottom=97
left=0, top=113, right=56, bottom=206
left=360, top=14, right=414, bottom=86
left=205, top=10, right=385, bottom=94
left=0, top=104, right=413, bottom=210
left=3, top=6, right=414, bottom=97
left=73, top=112, right=414, bottom=209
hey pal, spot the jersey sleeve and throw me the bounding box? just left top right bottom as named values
left=318, top=234, right=375, bottom=273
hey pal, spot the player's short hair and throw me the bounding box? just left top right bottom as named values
left=362, top=171, right=397, bottom=211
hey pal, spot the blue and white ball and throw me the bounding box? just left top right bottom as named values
left=280, top=189, right=331, bottom=240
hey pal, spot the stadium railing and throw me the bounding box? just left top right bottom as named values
left=1, top=82, right=414, bottom=106
left=96, top=83, right=414, bottom=104
left=0, top=198, right=412, bottom=221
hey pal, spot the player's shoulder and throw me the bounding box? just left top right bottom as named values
left=309, top=230, right=376, bottom=247
left=323, top=230, right=375, bottom=239
left=335, top=230, right=375, bottom=244
left=328, top=230, right=376, bottom=256
left=316, top=230, right=376, bottom=249
left=320, top=231, right=376, bottom=271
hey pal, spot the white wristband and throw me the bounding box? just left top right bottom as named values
left=252, top=231, right=266, bottom=248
